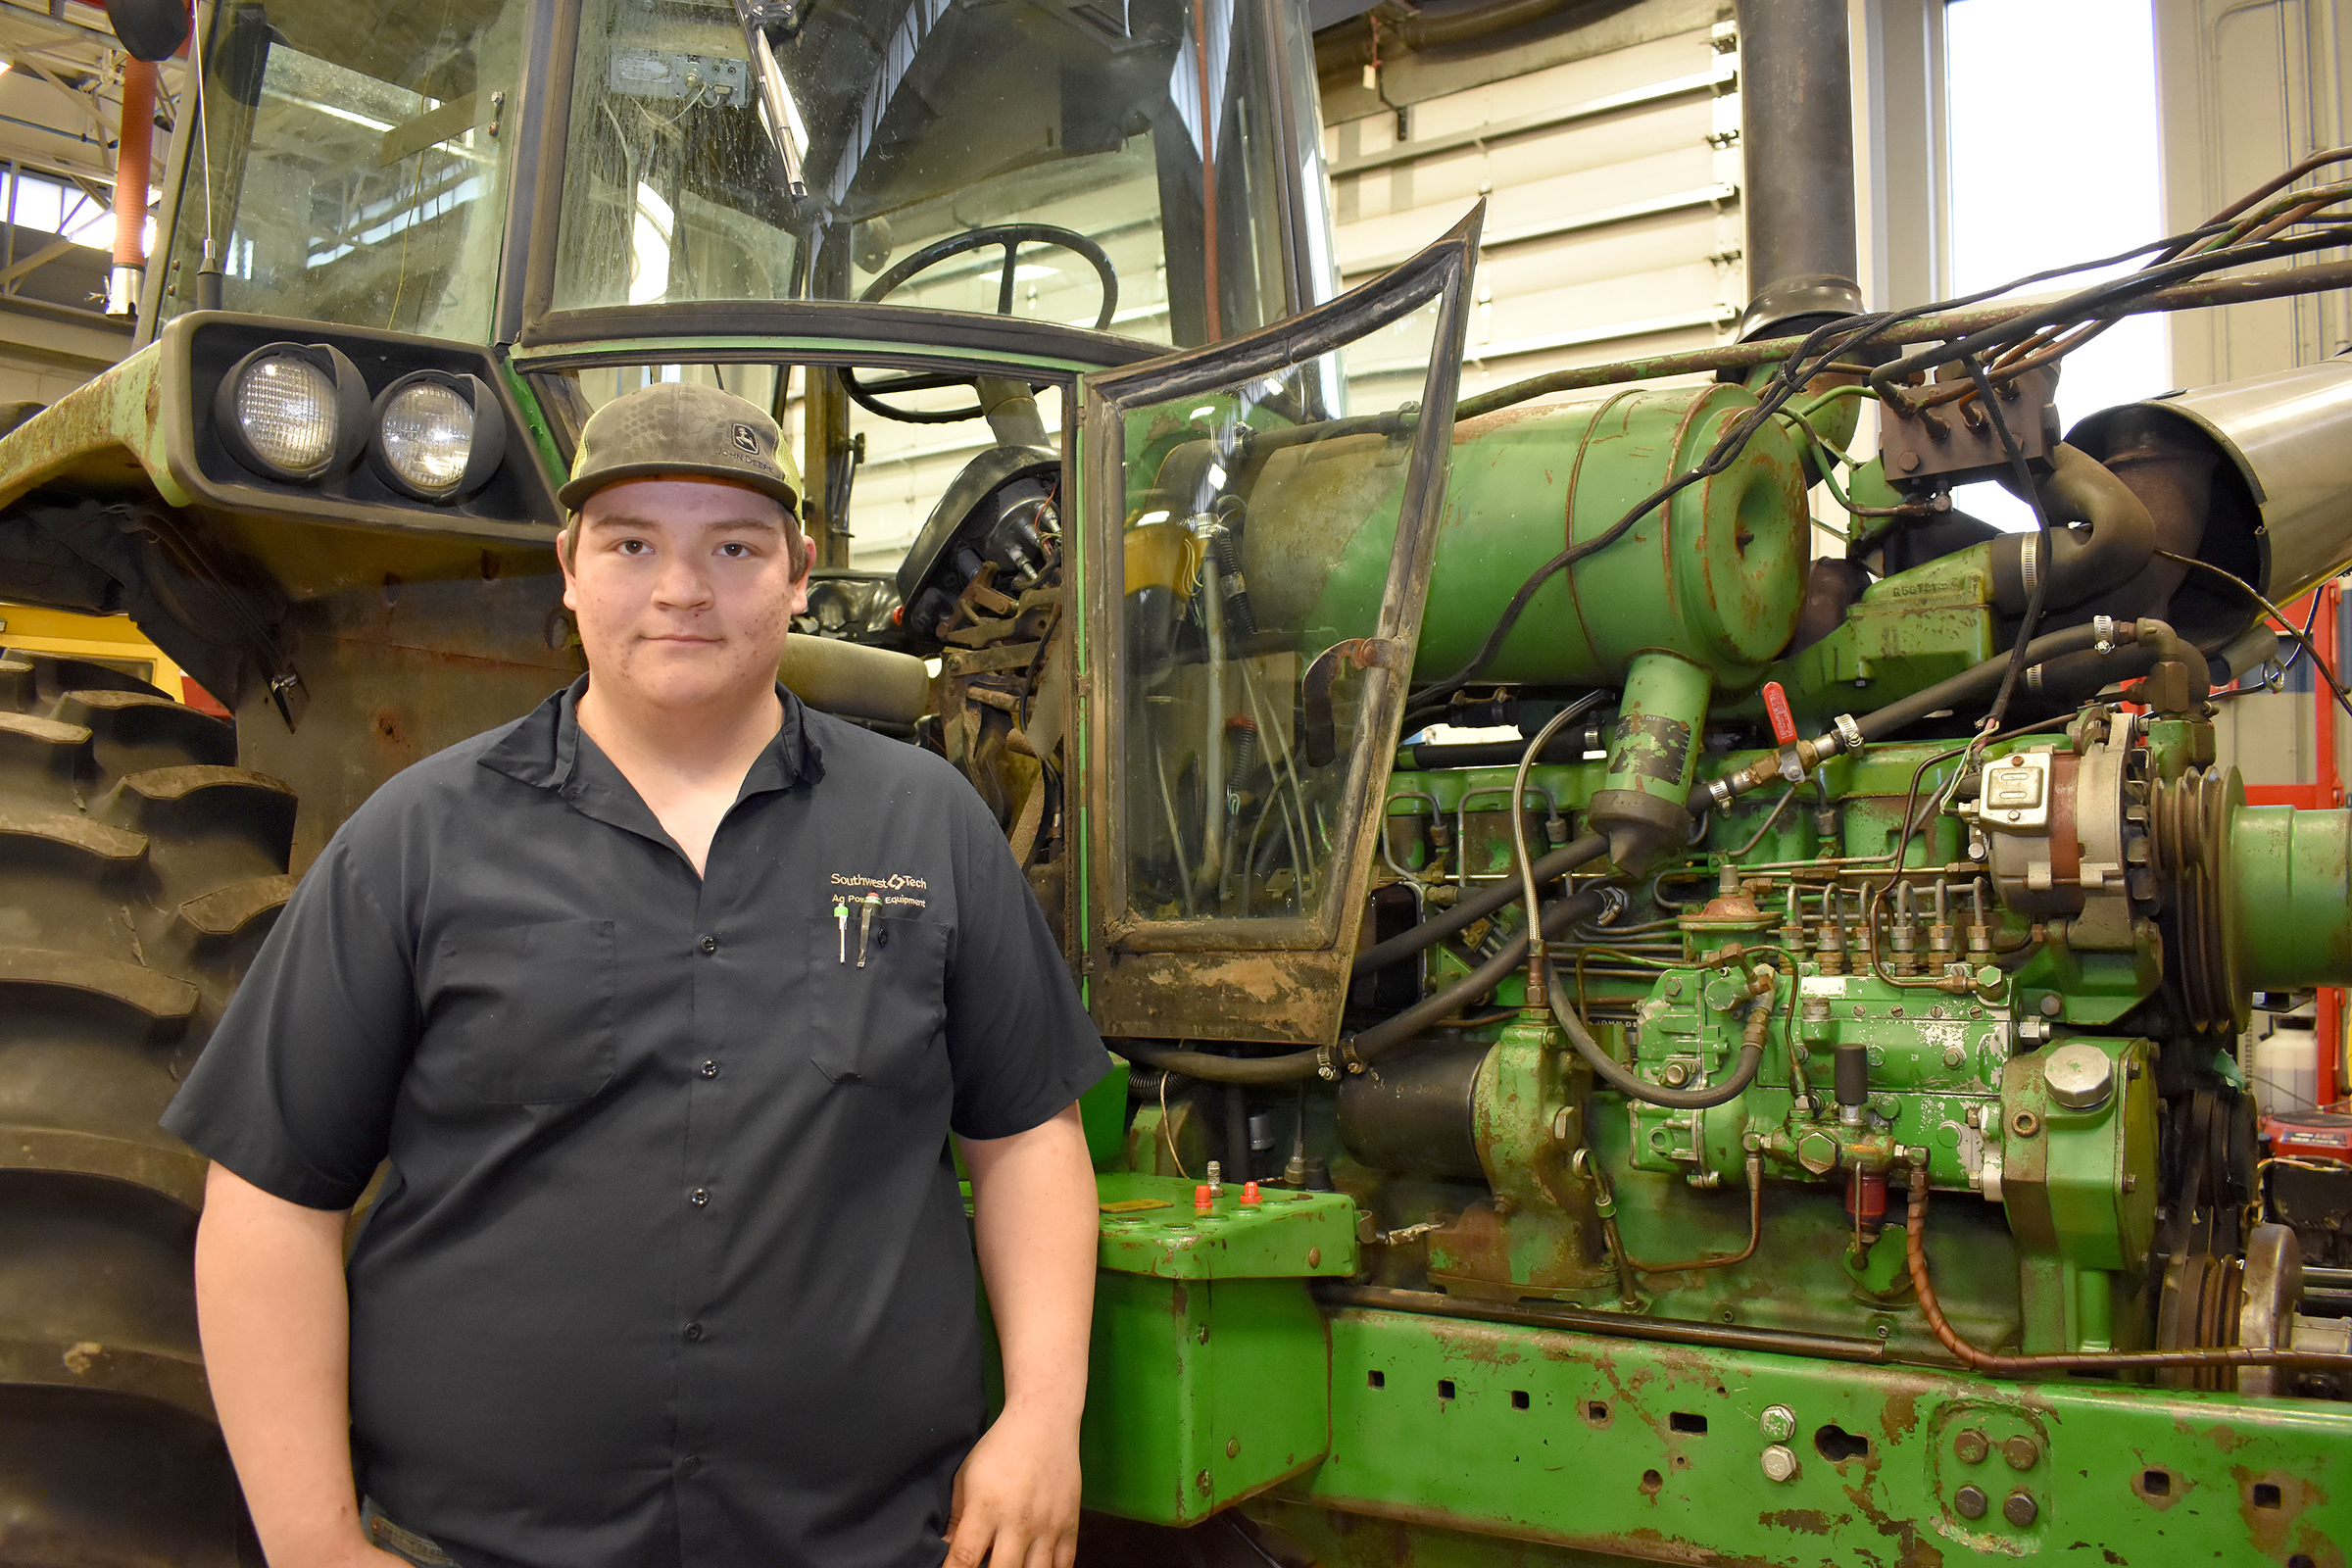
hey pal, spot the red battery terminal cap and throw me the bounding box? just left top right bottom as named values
left=1241, top=1182, right=1261, bottom=1205
left=1194, top=1184, right=1212, bottom=1211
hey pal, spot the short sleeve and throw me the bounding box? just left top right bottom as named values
left=160, top=828, right=419, bottom=1209
left=942, top=789, right=1112, bottom=1141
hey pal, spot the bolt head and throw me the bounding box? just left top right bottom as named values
left=2041, top=1043, right=2115, bottom=1109
left=2003, top=1489, right=2038, bottom=1527
left=2002, top=1435, right=2038, bottom=1471
left=1760, top=1444, right=1799, bottom=1483
left=1953, top=1429, right=1989, bottom=1464
left=1759, top=1404, right=1796, bottom=1442
left=1954, top=1484, right=1988, bottom=1519
left=1943, top=1045, right=1969, bottom=1068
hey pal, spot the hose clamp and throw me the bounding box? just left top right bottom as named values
left=1705, top=776, right=1737, bottom=811
left=1833, top=713, right=1864, bottom=757
left=2092, top=614, right=2117, bottom=655
left=2026, top=663, right=2044, bottom=692
left=2019, top=533, right=2040, bottom=597
left=1317, top=1040, right=1365, bottom=1081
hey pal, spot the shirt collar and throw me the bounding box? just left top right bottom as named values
left=478, top=675, right=824, bottom=801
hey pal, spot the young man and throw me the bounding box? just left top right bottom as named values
left=165, top=382, right=1110, bottom=1568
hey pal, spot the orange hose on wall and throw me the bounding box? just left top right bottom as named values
left=114, top=58, right=155, bottom=270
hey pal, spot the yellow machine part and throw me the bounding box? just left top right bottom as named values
left=0, top=602, right=205, bottom=707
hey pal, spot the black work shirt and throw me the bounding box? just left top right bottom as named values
left=162, top=678, right=1110, bottom=1568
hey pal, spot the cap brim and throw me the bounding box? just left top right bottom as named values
left=559, top=462, right=801, bottom=514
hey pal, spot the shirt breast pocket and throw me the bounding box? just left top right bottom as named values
left=807, top=914, right=948, bottom=1088
left=433, top=918, right=617, bottom=1103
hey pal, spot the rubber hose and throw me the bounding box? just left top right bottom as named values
left=1853, top=623, right=2109, bottom=742
left=1986, top=444, right=2157, bottom=615
left=1122, top=888, right=1608, bottom=1085
left=1353, top=834, right=1608, bottom=975
left=1548, top=963, right=1772, bottom=1109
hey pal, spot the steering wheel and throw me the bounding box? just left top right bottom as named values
left=841, top=223, right=1119, bottom=424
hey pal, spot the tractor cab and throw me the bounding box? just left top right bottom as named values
left=143, top=0, right=1348, bottom=618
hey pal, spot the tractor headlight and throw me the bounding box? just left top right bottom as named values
left=214, top=343, right=367, bottom=482
left=368, top=370, right=504, bottom=504
left=381, top=381, right=473, bottom=494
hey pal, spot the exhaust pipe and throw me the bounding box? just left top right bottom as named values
left=1733, top=0, right=1865, bottom=335
left=107, top=58, right=156, bottom=318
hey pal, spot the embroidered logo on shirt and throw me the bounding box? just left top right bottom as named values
left=829, top=870, right=928, bottom=907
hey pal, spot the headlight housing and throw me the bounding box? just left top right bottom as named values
left=213, top=343, right=368, bottom=482
left=368, top=370, right=505, bottom=504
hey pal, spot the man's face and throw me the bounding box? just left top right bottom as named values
left=562, top=477, right=810, bottom=711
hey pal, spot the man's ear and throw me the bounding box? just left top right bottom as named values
left=559, top=519, right=580, bottom=612
left=786, top=541, right=812, bottom=618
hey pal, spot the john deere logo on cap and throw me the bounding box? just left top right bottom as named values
left=731, top=422, right=760, bottom=455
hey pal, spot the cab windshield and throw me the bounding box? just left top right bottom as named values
left=550, top=0, right=1327, bottom=345
left=154, top=0, right=524, bottom=341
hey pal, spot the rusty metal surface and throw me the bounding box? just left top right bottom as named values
left=1087, top=948, right=1351, bottom=1048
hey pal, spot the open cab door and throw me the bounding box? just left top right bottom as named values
left=1076, top=209, right=1480, bottom=1047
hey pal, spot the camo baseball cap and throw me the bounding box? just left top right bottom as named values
left=559, top=381, right=804, bottom=513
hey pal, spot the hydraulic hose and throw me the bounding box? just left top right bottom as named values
left=1905, top=1167, right=2352, bottom=1375
left=1547, top=961, right=1773, bottom=1109
left=1852, top=623, right=2110, bottom=742
left=1120, top=887, right=1608, bottom=1085
left=1352, top=833, right=1607, bottom=975
left=1985, top=444, right=2158, bottom=616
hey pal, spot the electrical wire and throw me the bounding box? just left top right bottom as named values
left=2155, top=551, right=2352, bottom=726
left=1413, top=212, right=2347, bottom=710
left=1907, top=1166, right=2352, bottom=1374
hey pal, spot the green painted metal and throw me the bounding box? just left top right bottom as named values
left=1741, top=546, right=1997, bottom=733
left=1592, top=650, right=1712, bottom=874
left=1080, top=1064, right=1131, bottom=1169
left=1080, top=1174, right=1358, bottom=1524
left=1303, top=385, right=1810, bottom=690
left=1250, top=1306, right=2352, bottom=1567
left=1092, top=1173, right=1359, bottom=1280
left=1995, top=1036, right=2158, bottom=1353
left=0, top=343, right=187, bottom=513
left=2230, top=804, right=2352, bottom=989
left=1426, top=1011, right=1614, bottom=1303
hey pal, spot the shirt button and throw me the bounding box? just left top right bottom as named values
left=680, top=1455, right=703, bottom=1477
left=683, top=1322, right=704, bottom=1343
left=700, top=1060, right=720, bottom=1078
left=691, top=1188, right=710, bottom=1206
left=699, top=935, right=719, bottom=954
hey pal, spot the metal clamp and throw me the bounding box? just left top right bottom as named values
left=1833, top=713, right=1864, bottom=757
left=2092, top=614, right=2117, bottom=655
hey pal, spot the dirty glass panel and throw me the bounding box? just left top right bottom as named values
left=156, top=1, right=521, bottom=339
left=1118, top=295, right=1442, bottom=923
left=551, top=0, right=1298, bottom=345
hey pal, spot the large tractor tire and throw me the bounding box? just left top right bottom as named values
left=0, top=652, right=292, bottom=1566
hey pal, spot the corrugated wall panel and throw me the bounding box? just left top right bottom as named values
left=1324, top=8, right=1744, bottom=403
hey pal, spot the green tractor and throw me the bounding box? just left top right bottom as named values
left=5, top=0, right=2352, bottom=1562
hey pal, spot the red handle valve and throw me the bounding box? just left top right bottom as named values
left=1762, top=681, right=1798, bottom=748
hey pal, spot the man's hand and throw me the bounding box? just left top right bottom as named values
left=954, top=1102, right=1097, bottom=1568
left=943, top=1407, right=1082, bottom=1568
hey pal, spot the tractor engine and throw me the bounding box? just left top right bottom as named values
left=1111, top=348, right=2352, bottom=1389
